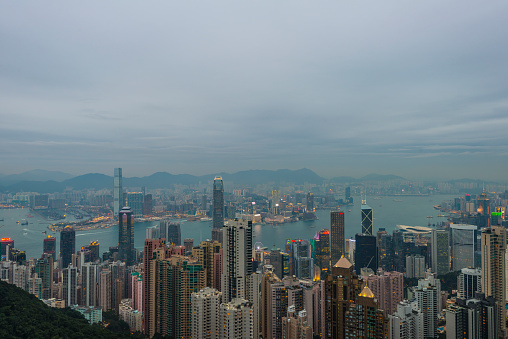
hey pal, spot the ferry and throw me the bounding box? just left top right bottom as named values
left=21, top=219, right=28, bottom=225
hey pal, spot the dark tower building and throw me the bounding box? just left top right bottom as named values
left=330, top=211, right=345, bottom=264
left=212, top=176, right=224, bottom=229
left=315, top=229, right=331, bottom=278
left=88, top=240, right=100, bottom=262
left=60, top=226, right=75, bottom=269
left=43, top=235, right=57, bottom=260
left=118, top=206, right=134, bottom=266
left=160, top=220, right=181, bottom=245
left=306, top=192, right=314, bottom=212
left=345, top=186, right=352, bottom=204
left=477, top=188, right=490, bottom=228
left=361, top=201, right=373, bottom=235
left=355, top=233, right=378, bottom=275
left=0, top=238, right=14, bottom=258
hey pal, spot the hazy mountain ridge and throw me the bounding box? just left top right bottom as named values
left=0, top=169, right=74, bottom=186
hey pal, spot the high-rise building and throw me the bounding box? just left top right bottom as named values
left=477, top=189, right=490, bottom=228
left=60, top=226, right=75, bottom=269
left=184, top=238, right=194, bottom=254
left=0, top=237, right=14, bottom=258
left=191, top=240, right=222, bottom=288
left=160, top=220, right=181, bottom=245
left=261, top=265, right=287, bottom=339
left=363, top=271, right=404, bottom=316
left=81, top=262, right=98, bottom=306
left=127, top=192, right=144, bottom=217
left=355, top=233, right=377, bottom=275
left=191, top=287, right=222, bottom=339
left=35, top=253, right=53, bottom=299
left=62, top=265, right=78, bottom=306
left=361, top=201, right=373, bottom=235
left=269, top=247, right=289, bottom=279
left=282, top=306, right=313, bottom=339
left=118, top=206, right=134, bottom=266
left=445, top=293, right=498, bottom=339
left=330, top=211, right=345, bottom=264
left=430, top=229, right=449, bottom=275
left=143, top=239, right=166, bottom=337
left=405, top=255, right=425, bottom=279
left=458, top=267, right=482, bottom=300
left=388, top=301, right=424, bottom=339
left=246, top=272, right=261, bottom=339
left=222, top=219, right=253, bottom=302
left=377, top=229, right=393, bottom=271
left=306, top=192, right=314, bottom=212
left=88, top=240, right=99, bottom=262
left=286, top=239, right=312, bottom=277
left=212, top=176, right=224, bottom=229
left=450, top=224, right=478, bottom=271
left=43, top=235, right=56, bottom=260
left=219, top=298, right=253, bottom=339
left=314, top=229, right=331, bottom=278
left=415, top=278, right=439, bottom=339
left=481, top=226, right=506, bottom=338
left=114, top=168, right=123, bottom=216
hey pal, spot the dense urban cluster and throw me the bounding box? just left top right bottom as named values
left=1, top=168, right=508, bottom=339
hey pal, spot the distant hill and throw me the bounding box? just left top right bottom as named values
left=0, top=280, right=139, bottom=338
left=0, top=169, right=74, bottom=186
left=329, top=173, right=405, bottom=183
left=0, top=168, right=325, bottom=192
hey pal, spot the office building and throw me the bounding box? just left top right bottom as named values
left=88, top=241, right=99, bottom=262
left=481, top=226, right=506, bottom=337
left=191, top=287, right=222, bottom=339
left=212, top=176, right=224, bottom=229
left=405, top=255, right=425, bottom=278
left=127, top=192, right=144, bottom=217
left=430, top=229, right=449, bottom=275
left=450, top=224, right=478, bottom=271
left=306, top=192, right=314, bottom=212
left=160, top=220, right=181, bottom=245
left=282, top=306, right=313, bottom=339
left=388, top=301, right=424, bottom=339
left=377, top=229, right=393, bottom=271
left=219, top=298, right=253, bottom=339
left=477, top=189, right=490, bottom=228
left=43, top=235, right=56, bottom=260
left=314, top=229, right=331, bottom=278
left=113, top=168, right=123, bottom=216
left=60, top=226, right=75, bottom=269
left=458, top=267, right=481, bottom=300
left=355, top=233, right=377, bottom=275
left=118, top=206, right=134, bottom=266
left=0, top=238, right=14, bottom=258
left=363, top=271, right=404, bottom=316
left=330, top=211, right=345, bottom=264
left=361, top=201, right=373, bottom=235
left=222, top=219, right=253, bottom=302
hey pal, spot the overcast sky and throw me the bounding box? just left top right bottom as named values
left=1, top=1, right=507, bottom=180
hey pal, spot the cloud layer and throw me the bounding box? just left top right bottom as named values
left=1, top=1, right=507, bottom=180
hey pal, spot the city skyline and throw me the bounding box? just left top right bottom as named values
left=1, top=1, right=508, bottom=180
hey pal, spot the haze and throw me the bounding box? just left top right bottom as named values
left=1, top=1, right=507, bottom=180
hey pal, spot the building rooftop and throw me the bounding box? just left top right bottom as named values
left=333, top=256, right=353, bottom=269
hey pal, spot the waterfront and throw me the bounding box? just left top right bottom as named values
left=0, top=195, right=456, bottom=259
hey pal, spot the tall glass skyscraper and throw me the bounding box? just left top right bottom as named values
left=355, top=233, right=377, bottom=275
left=330, top=211, right=345, bottom=264
left=60, top=226, right=75, bottom=269
left=114, top=168, right=123, bottom=217
left=118, top=206, right=134, bottom=266
left=361, top=202, right=373, bottom=235
left=212, top=176, right=224, bottom=229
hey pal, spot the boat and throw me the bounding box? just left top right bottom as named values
left=393, top=199, right=403, bottom=202
left=200, top=217, right=212, bottom=222
left=42, top=231, right=46, bottom=234
left=23, top=232, right=28, bottom=235
left=426, top=216, right=433, bottom=219
left=21, top=219, right=28, bottom=225
left=437, top=215, right=446, bottom=217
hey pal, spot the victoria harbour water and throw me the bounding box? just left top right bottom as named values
left=0, top=195, right=456, bottom=259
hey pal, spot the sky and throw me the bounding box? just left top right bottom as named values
left=1, top=1, right=508, bottom=181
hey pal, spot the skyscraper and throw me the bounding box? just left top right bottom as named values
left=477, top=189, right=490, bottom=228
left=430, top=229, right=449, bottom=275
left=415, top=279, right=439, bottom=339
left=60, top=226, right=75, bottom=269
left=330, top=211, right=345, bottom=264
left=222, top=219, right=253, bottom=302
left=355, top=233, right=377, bottom=275
left=114, top=168, right=123, bottom=216
left=219, top=298, right=253, bottom=339
left=127, top=192, right=144, bottom=217
left=212, top=176, right=224, bottom=229
left=35, top=253, right=53, bottom=299
left=450, top=224, right=478, bottom=271
left=0, top=237, right=14, bottom=258
left=314, top=229, right=331, bottom=278
left=118, top=206, right=134, bottom=266
left=160, top=220, right=181, bottom=245
left=43, top=235, right=56, bottom=260
left=191, top=287, right=222, bottom=339
left=458, top=267, right=482, bottom=300
left=361, top=201, right=373, bottom=235
left=481, top=226, right=506, bottom=338
left=388, top=301, right=424, bottom=339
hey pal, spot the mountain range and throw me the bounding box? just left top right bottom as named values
left=0, top=169, right=408, bottom=193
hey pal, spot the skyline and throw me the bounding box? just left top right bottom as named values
left=2, top=1, right=508, bottom=180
